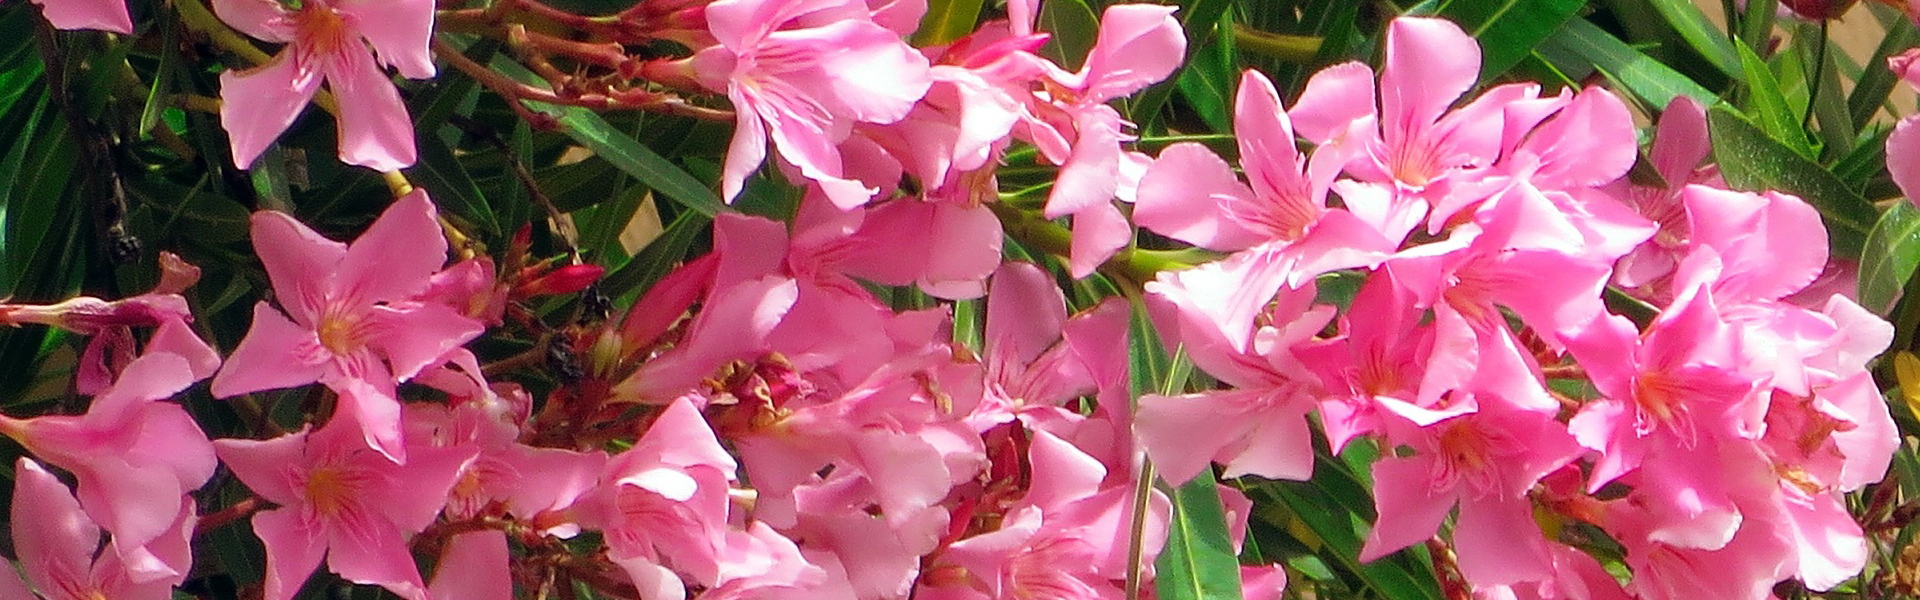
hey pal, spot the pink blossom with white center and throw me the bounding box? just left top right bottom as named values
left=210, top=0, right=435, bottom=171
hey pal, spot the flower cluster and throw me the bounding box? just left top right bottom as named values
left=3, top=0, right=1907, bottom=599
left=1130, top=18, right=1894, bottom=600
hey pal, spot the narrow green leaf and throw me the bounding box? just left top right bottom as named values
left=409, top=134, right=499, bottom=236
left=1647, top=0, right=1740, bottom=77
left=912, top=0, right=986, bottom=46
left=1127, top=0, right=1234, bottom=129
left=1534, top=19, right=1718, bottom=110
left=1155, top=476, right=1247, bottom=600
left=1859, top=202, right=1920, bottom=315
left=1173, top=11, right=1235, bottom=133
left=488, top=56, right=727, bottom=217
left=1260, top=460, right=1447, bottom=600
left=1424, top=0, right=1586, bottom=78
left=1738, top=0, right=1777, bottom=55
left=138, top=9, right=182, bottom=137
left=1848, top=5, right=1917, bottom=127
left=1707, top=104, right=1875, bottom=256
left=1036, top=0, right=1100, bottom=72
left=601, top=208, right=710, bottom=305
left=1734, top=39, right=1814, bottom=158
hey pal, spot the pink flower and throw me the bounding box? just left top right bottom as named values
left=27, top=0, right=132, bottom=33
left=682, top=0, right=932, bottom=208
left=0, top=352, right=215, bottom=582
left=589, top=397, right=741, bottom=596
left=1019, top=3, right=1184, bottom=277
left=1136, top=255, right=1333, bottom=485
left=213, top=416, right=476, bottom=600
left=0, top=458, right=196, bottom=600
left=1135, top=70, right=1395, bottom=282
left=211, top=190, right=484, bottom=462
left=1359, top=403, right=1584, bottom=587
left=211, top=0, right=434, bottom=170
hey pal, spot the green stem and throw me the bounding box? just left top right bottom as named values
left=987, top=203, right=1195, bottom=286
left=1232, top=24, right=1321, bottom=62
left=1803, top=19, right=1828, bottom=130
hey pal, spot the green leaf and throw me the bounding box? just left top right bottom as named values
left=1417, top=0, right=1587, bottom=78
left=138, top=9, right=183, bottom=137
left=1534, top=19, right=1718, bottom=110
left=1155, top=476, right=1247, bottom=600
left=1036, top=0, right=1100, bottom=72
left=1173, top=10, right=1235, bottom=133
left=1738, top=0, right=1778, bottom=54
left=600, top=208, right=710, bottom=305
left=1859, top=202, right=1920, bottom=315
left=409, top=134, right=499, bottom=236
left=1258, top=455, right=1447, bottom=600
left=1646, top=0, right=1740, bottom=77
left=487, top=56, right=728, bottom=218
left=1847, top=4, right=1917, bottom=128
left=912, top=0, right=986, bottom=46
left=1734, top=39, right=1814, bottom=158
left=1707, top=103, right=1875, bottom=256
left=1127, top=0, right=1236, bottom=129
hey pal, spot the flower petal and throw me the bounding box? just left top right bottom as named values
left=219, top=53, right=322, bottom=170
left=334, top=189, right=445, bottom=306
left=338, top=0, right=437, bottom=79
left=324, top=44, right=417, bottom=170
left=210, top=302, right=328, bottom=399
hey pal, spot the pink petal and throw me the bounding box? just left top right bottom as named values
left=429, top=530, right=512, bottom=600
left=12, top=458, right=100, bottom=593
left=31, top=0, right=134, bottom=33
left=334, top=189, right=445, bottom=306
left=1136, top=390, right=1259, bottom=485
left=622, top=276, right=798, bottom=402
left=366, top=303, right=483, bottom=382
left=219, top=53, right=323, bottom=170
left=1079, top=4, right=1184, bottom=103
left=1379, top=17, right=1479, bottom=145
left=1023, top=431, right=1106, bottom=510
left=89, top=352, right=194, bottom=422
left=1521, top=88, right=1639, bottom=189
left=1234, top=71, right=1314, bottom=204
left=1892, top=117, right=1920, bottom=209
left=1651, top=96, right=1711, bottom=186
left=1043, top=106, right=1126, bottom=220
left=1452, top=496, right=1552, bottom=585
left=1134, top=142, right=1263, bottom=250
left=249, top=211, right=348, bottom=326
left=209, top=0, right=294, bottom=42
left=210, top=302, right=328, bottom=399
left=252, top=508, right=329, bottom=600
left=1288, top=61, right=1376, bottom=144
left=1359, top=456, right=1456, bottom=562
left=807, top=22, right=932, bottom=124
left=324, top=43, right=417, bottom=171
left=1066, top=198, right=1131, bottom=279
left=325, top=517, right=429, bottom=600
left=719, top=79, right=771, bottom=203
left=986, top=262, right=1071, bottom=369
left=339, top=0, right=437, bottom=79
left=213, top=430, right=311, bottom=506
left=328, top=376, right=408, bottom=465
left=148, top=317, right=222, bottom=381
